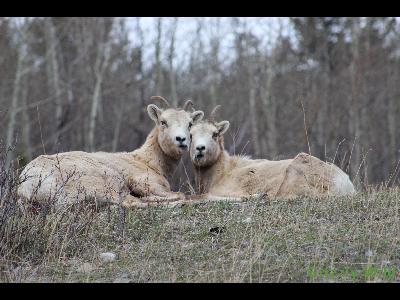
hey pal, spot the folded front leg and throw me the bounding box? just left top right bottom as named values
left=126, top=176, right=185, bottom=206
left=138, top=188, right=185, bottom=205
left=185, top=193, right=245, bottom=204
left=121, top=194, right=186, bottom=208
left=128, top=175, right=182, bottom=196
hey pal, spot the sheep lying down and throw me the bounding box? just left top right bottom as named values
left=17, top=97, right=205, bottom=209
left=186, top=107, right=356, bottom=204
left=203, top=152, right=356, bottom=200
left=17, top=150, right=174, bottom=208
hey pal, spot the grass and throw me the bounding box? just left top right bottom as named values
left=1, top=142, right=400, bottom=282
left=1, top=184, right=400, bottom=282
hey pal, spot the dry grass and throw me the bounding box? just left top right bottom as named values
left=1, top=147, right=400, bottom=282
left=1, top=191, right=400, bottom=282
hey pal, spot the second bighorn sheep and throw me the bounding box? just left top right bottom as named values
left=18, top=96, right=204, bottom=208
left=189, top=105, right=356, bottom=201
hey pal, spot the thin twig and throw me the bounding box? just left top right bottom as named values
left=300, top=99, right=311, bottom=156
left=36, top=105, right=46, bottom=155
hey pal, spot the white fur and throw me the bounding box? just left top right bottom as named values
left=332, top=170, right=356, bottom=196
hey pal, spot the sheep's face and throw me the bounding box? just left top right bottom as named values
left=147, top=105, right=204, bottom=159
left=190, top=120, right=230, bottom=167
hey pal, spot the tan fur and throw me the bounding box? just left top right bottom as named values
left=18, top=104, right=204, bottom=209
left=189, top=120, right=356, bottom=202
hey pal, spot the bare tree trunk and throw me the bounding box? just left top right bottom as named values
left=155, top=17, right=163, bottom=96
left=135, top=17, right=147, bottom=147
left=349, top=17, right=362, bottom=186
left=209, top=81, right=218, bottom=110
left=168, top=17, right=178, bottom=106
left=189, top=18, right=205, bottom=102
left=5, top=23, right=27, bottom=169
left=63, top=78, right=74, bottom=147
left=21, top=73, right=32, bottom=162
left=44, top=18, right=63, bottom=152
left=88, top=19, right=113, bottom=152
left=112, top=103, right=124, bottom=152
left=388, top=81, right=398, bottom=169
left=209, top=18, right=221, bottom=110
left=316, top=43, right=330, bottom=160
left=361, top=19, right=373, bottom=185
left=249, top=80, right=261, bottom=157
left=387, top=23, right=400, bottom=176
left=262, top=59, right=278, bottom=158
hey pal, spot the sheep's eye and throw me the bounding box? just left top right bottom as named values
left=161, top=120, right=168, bottom=127
left=212, top=132, right=218, bottom=139
left=188, top=122, right=193, bottom=129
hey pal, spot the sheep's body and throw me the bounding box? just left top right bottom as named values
left=18, top=127, right=183, bottom=208
left=190, top=116, right=356, bottom=202
left=18, top=101, right=204, bottom=209
left=196, top=151, right=355, bottom=199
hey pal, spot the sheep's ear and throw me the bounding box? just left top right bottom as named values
left=147, top=104, right=162, bottom=123
left=191, top=110, right=204, bottom=123
left=216, top=121, right=230, bottom=136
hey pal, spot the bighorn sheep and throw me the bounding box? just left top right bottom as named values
left=188, top=105, right=356, bottom=201
left=18, top=96, right=204, bottom=208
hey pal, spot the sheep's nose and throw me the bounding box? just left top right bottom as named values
left=196, top=145, right=206, bottom=151
left=176, top=136, right=186, bottom=143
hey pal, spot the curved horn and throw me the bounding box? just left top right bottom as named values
left=182, top=99, right=194, bottom=111
left=209, top=105, right=221, bottom=122
left=150, top=96, right=170, bottom=108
